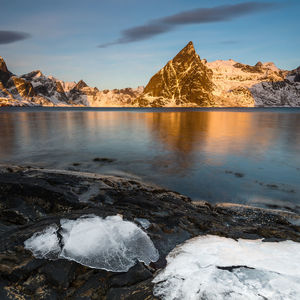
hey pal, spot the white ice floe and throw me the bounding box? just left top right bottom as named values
left=24, top=215, right=159, bottom=272
left=24, top=225, right=60, bottom=259
left=153, top=235, right=300, bottom=300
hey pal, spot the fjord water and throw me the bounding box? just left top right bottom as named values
left=1, top=107, right=299, bottom=211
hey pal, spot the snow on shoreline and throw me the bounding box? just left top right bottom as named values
left=24, top=215, right=159, bottom=272
left=153, top=235, right=300, bottom=300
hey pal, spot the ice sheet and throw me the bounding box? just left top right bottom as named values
left=24, top=215, right=159, bottom=272
left=153, top=235, right=300, bottom=300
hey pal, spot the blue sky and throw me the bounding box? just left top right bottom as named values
left=1, top=0, right=299, bottom=89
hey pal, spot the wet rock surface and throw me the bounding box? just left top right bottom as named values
left=0, top=165, right=299, bottom=299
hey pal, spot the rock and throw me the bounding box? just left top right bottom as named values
left=106, top=278, right=157, bottom=300
left=0, top=56, right=12, bottom=86
left=109, top=262, right=152, bottom=288
left=7, top=76, right=35, bottom=98
left=0, top=164, right=299, bottom=299
left=93, top=157, right=116, bottom=163
left=39, top=259, right=78, bottom=289
left=137, top=41, right=214, bottom=107
left=72, top=80, right=88, bottom=91
left=21, top=70, right=69, bottom=104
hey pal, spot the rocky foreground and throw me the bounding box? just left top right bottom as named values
left=0, top=165, right=300, bottom=299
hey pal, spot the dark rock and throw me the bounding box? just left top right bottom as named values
left=217, top=265, right=254, bottom=272
left=234, top=62, right=263, bottom=73
left=109, top=262, right=152, bottom=288
left=106, top=278, right=157, bottom=300
left=69, top=269, right=109, bottom=299
left=93, top=157, right=116, bottom=163
left=39, top=259, right=78, bottom=289
left=225, top=170, right=244, bottom=178
left=0, top=56, right=13, bottom=86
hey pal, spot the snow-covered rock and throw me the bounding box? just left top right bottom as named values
left=153, top=235, right=300, bottom=300
left=206, top=59, right=294, bottom=107
left=68, top=86, right=143, bottom=106
left=24, top=214, right=159, bottom=272
left=0, top=56, right=143, bottom=107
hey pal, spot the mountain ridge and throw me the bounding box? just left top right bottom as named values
left=1, top=42, right=299, bottom=107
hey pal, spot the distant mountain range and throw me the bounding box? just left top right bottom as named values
left=1, top=42, right=299, bottom=107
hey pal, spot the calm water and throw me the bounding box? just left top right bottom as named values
left=1, top=107, right=300, bottom=211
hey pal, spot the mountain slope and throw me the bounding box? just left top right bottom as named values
left=206, top=59, right=300, bottom=107
left=0, top=57, right=143, bottom=107
left=137, top=41, right=214, bottom=107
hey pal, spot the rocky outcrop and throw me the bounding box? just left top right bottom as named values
left=137, top=41, right=214, bottom=107
left=6, top=76, right=35, bottom=99
left=0, top=165, right=299, bottom=299
left=0, top=56, right=12, bottom=87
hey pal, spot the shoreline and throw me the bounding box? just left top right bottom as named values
left=0, top=164, right=299, bottom=299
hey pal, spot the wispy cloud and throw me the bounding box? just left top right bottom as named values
left=0, top=30, right=31, bottom=45
left=98, top=2, right=278, bottom=48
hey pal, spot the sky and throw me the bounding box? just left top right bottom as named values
left=0, top=0, right=299, bottom=89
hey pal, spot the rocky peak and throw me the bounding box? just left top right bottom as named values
left=172, top=41, right=196, bottom=63
left=294, top=67, right=300, bottom=82
left=138, top=41, right=214, bottom=106
left=0, top=56, right=9, bottom=73
left=73, top=80, right=88, bottom=91
left=0, top=56, right=13, bottom=86
left=21, top=70, right=45, bottom=80
left=289, top=66, right=300, bottom=82
left=262, top=62, right=277, bottom=69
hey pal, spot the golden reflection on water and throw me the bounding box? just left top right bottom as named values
left=0, top=110, right=300, bottom=165
left=143, top=111, right=275, bottom=156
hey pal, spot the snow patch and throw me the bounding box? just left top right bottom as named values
left=153, top=235, right=300, bottom=300
left=24, top=215, right=159, bottom=272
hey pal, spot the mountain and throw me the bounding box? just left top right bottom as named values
left=136, top=41, right=214, bottom=107
left=0, top=58, right=144, bottom=107
left=0, top=43, right=299, bottom=107
left=138, top=42, right=299, bottom=107
left=206, top=60, right=300, bottom=107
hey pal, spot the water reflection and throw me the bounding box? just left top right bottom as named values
left=0, top=108, right=299, bottom=210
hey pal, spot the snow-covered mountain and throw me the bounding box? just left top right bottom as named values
left=0, top=56, right=143, bottom=107
left=137, top=42, right=300, bottom=107
left=206, top=59, right=300, bottom=107
left=0, top=43, right=299, bottom=107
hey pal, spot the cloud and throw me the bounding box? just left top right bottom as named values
left=98, top=2, right=278, bottom=48
left=0, top=30, right=31, bottom=45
